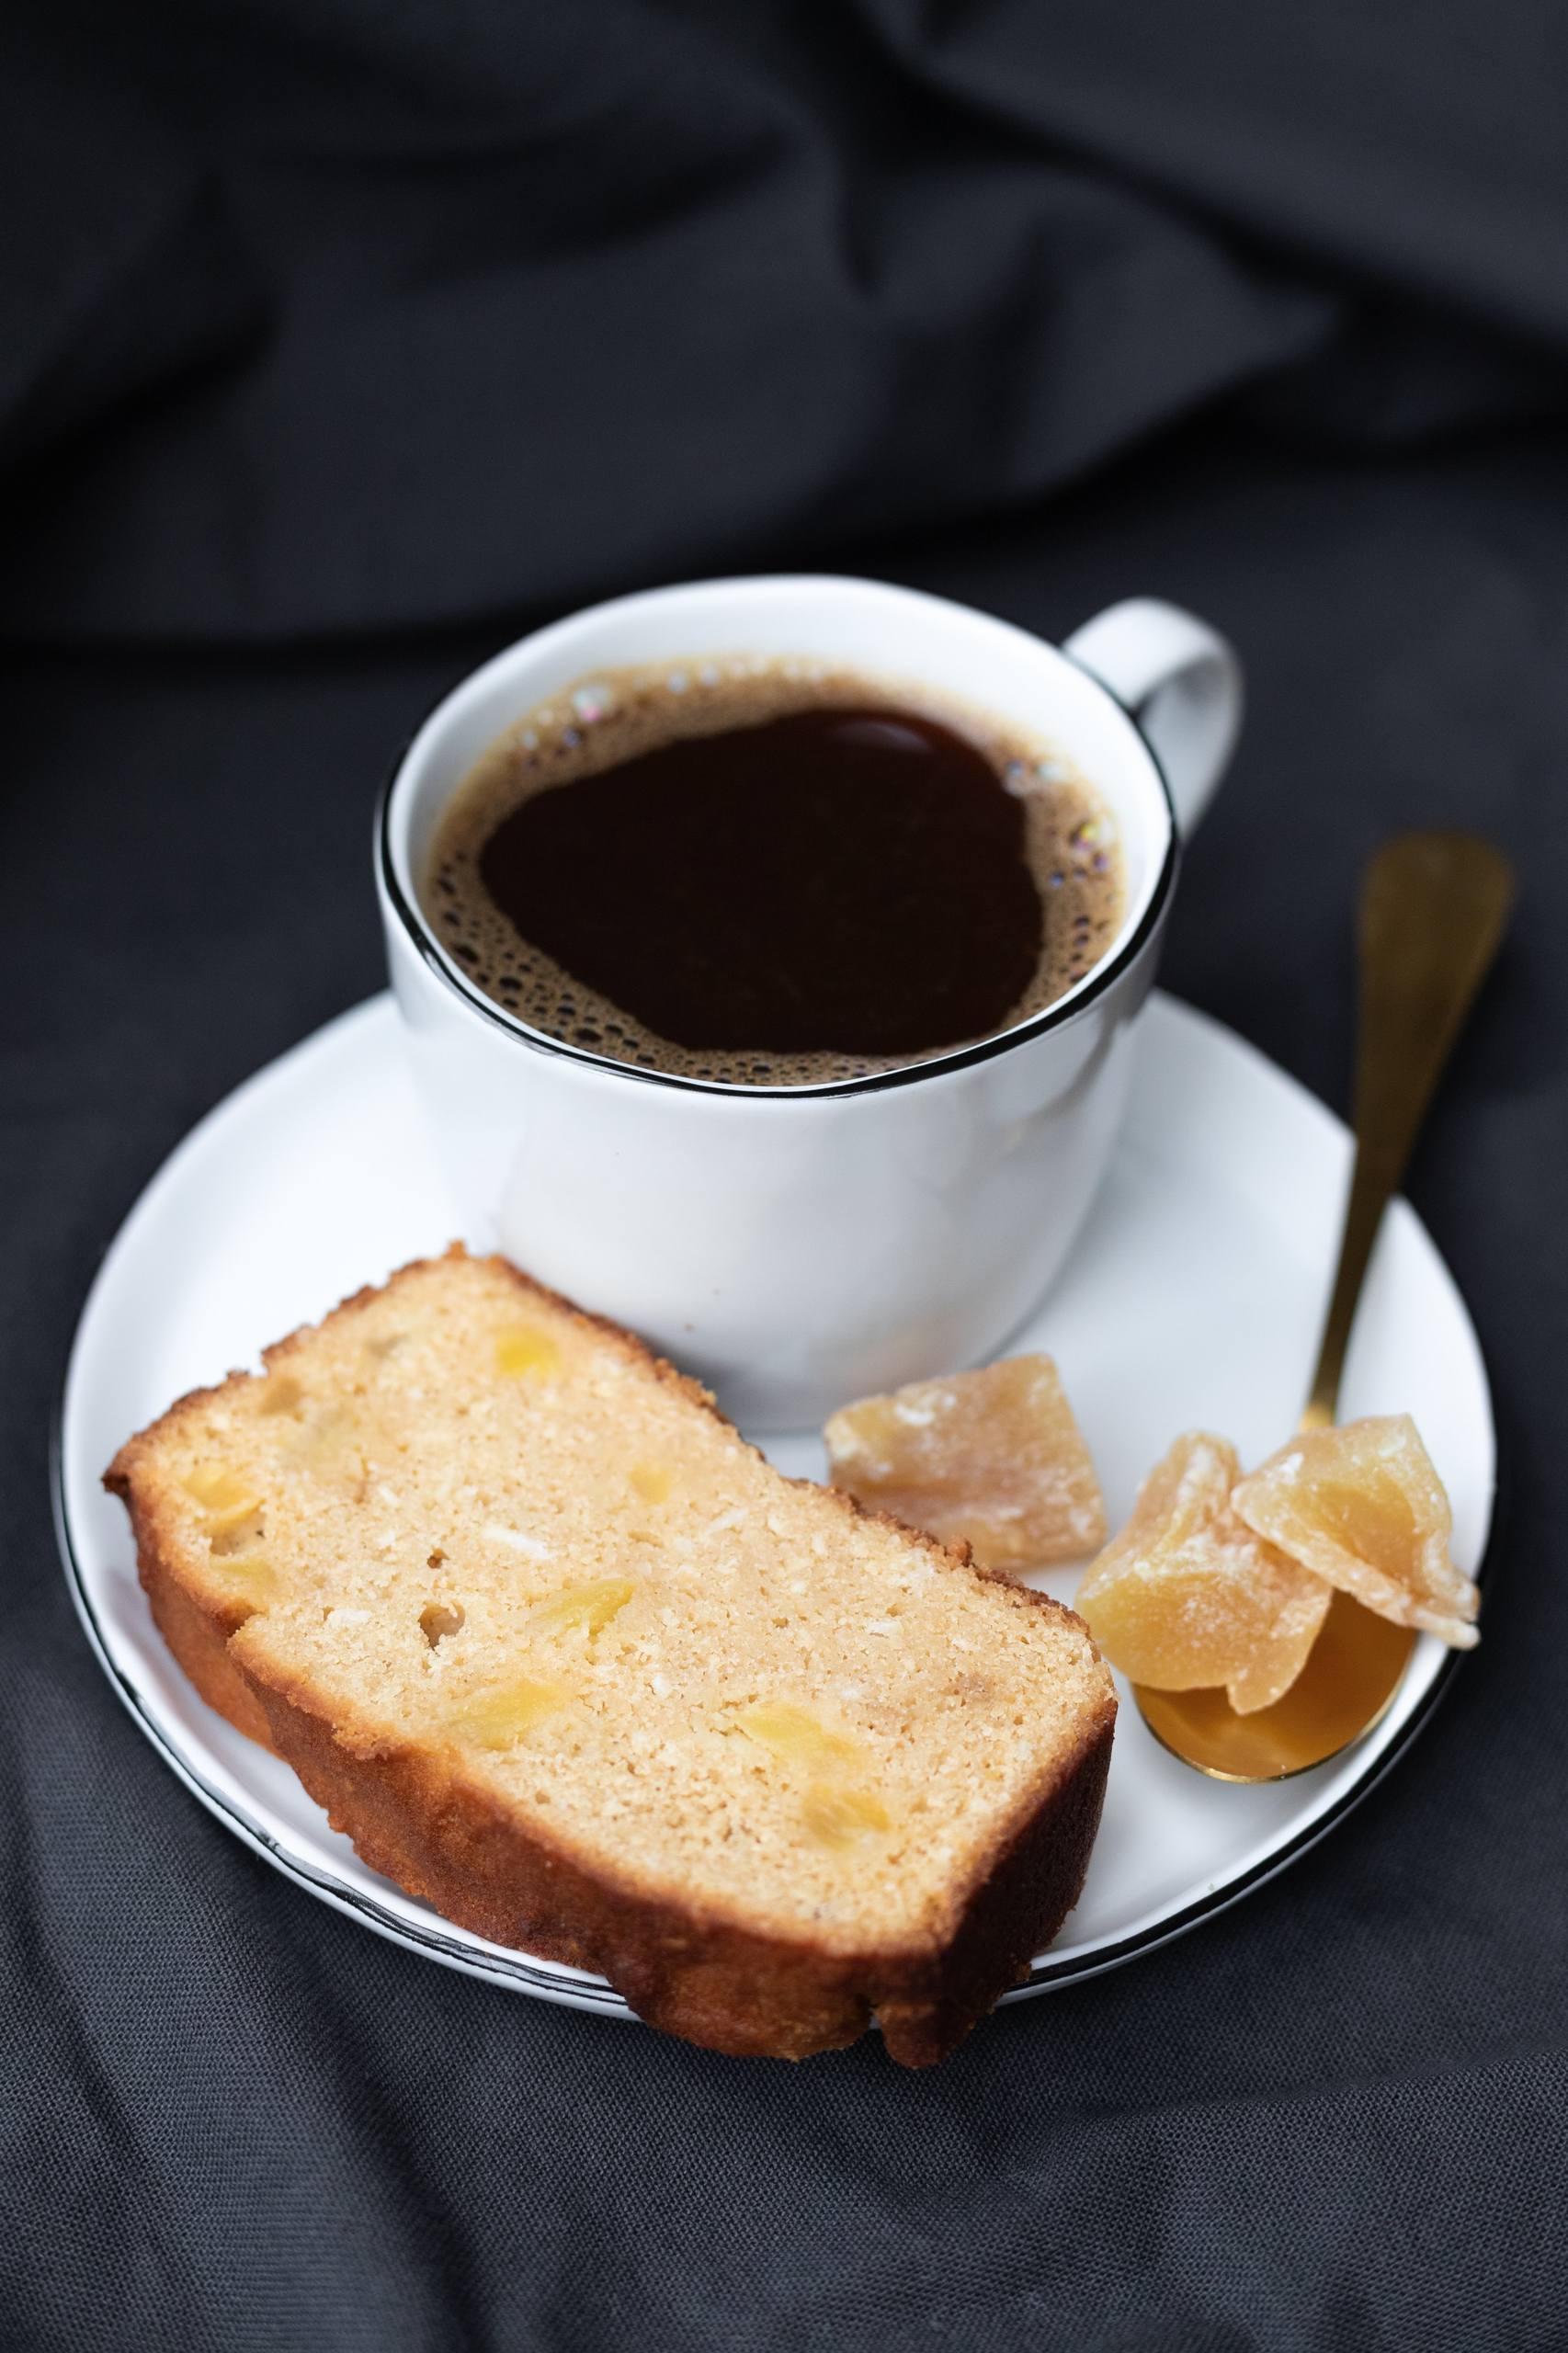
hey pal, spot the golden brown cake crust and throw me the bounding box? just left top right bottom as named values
left=104, top=1247, right=1116, bottom=2065
left=106, top=1373, right=283, bottom=1751
left=233, top=1643, right=1112, bottom=2064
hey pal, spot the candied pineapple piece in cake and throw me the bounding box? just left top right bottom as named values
left=823, top=1355, right=1107, bottom=1572
left=1075, top=1432, right=1333, bottom=1713
left=1232, top=1415, right=1478, bottom=1647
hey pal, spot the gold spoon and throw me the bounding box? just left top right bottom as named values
left=1135, top=831, right=1514, bottom=1781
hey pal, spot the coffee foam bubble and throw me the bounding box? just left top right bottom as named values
left=421, top=658, right=1125, bottom=1086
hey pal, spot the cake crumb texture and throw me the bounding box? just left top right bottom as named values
left=105, top=1247, right=1115, bottom=2063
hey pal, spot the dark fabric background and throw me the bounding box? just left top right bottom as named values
left=5, top=4, right=1566, bottom=2347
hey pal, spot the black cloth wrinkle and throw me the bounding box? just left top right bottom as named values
left=4, top=4, right=1567, bottom=2348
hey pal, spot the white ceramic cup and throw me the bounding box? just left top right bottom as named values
left=379, top=574, right=1241, bottom=1427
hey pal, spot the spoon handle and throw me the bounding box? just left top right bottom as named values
left=1301, top=832, right=1514, bottom=1430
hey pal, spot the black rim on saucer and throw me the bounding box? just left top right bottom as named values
left=62, top=623, right=1498, bottom=2008
left=51, top=1403, right=1497, bottom=2008
left=51, top=1424, right=628, bottom=2009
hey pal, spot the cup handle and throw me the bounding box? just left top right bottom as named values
left=1063, top=598, right=1244, bottom=836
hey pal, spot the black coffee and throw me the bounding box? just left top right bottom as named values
left=423, top=661, right=1124, bottom=1085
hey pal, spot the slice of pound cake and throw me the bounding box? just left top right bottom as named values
left=106, top=1248, right=1115, bottom=2064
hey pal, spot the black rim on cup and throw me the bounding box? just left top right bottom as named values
left=375, top=651, right=1183, bottom=1101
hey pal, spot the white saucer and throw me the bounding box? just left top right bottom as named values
left=54, top=992, right=1494, bottom=2019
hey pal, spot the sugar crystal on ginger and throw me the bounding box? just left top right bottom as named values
left=1232, top=1415, right=1477, bottom=1648
left=1075, top=1432, right=1333, bottom=1713
left=824, top=1355, right=1106, bottom=1572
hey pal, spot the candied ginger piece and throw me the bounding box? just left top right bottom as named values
left=209, top=1508, right=267, bottom=1559
left=182, top=1466, right=263, bottom=1536
left=801, top=1785, right=891, bottom=1849
left=1076, top=1432, right=1332, bottom=1713
left=278, top=1399, right=367, bottom=1496
left=449, top=1677, right=570, bottom=1749
left=733, top=1702, right=860, bottom=1773
left=528, top=1576, right=634, bottom=1641
left=495, top=1324, right=562, bottom=1381
left=214, top=1555, right=280, bottom=1601
left=1232, top=1415, right=1478, bottom=1648
left=823, top=1354, right=1107, bottom=1572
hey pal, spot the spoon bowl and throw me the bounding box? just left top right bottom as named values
left=1130, top=831, right=1513, bottom=1780
left=1136, top=1594, right=1415, bottom=1781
